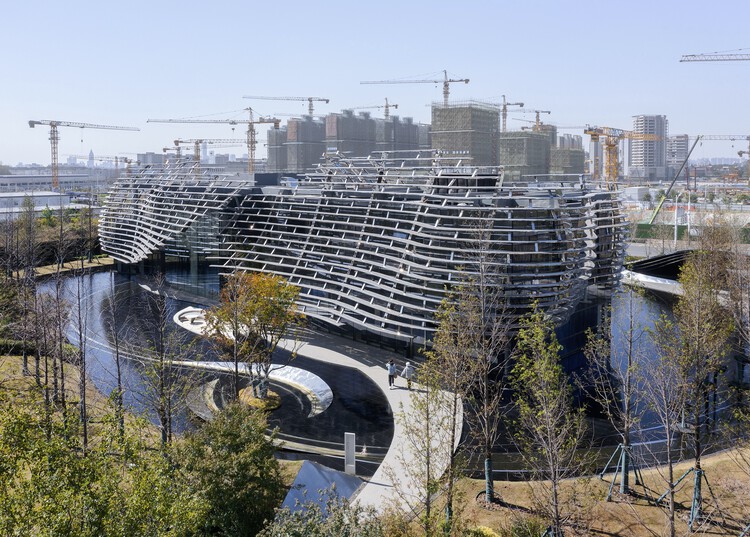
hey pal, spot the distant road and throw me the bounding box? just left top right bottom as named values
left=626, top=242, right=648, bottom=258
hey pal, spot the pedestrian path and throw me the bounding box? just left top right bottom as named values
left=173, top=306, right=462, bottom=513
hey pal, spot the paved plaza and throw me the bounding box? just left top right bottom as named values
left=174, top=306, right=461, bottom=512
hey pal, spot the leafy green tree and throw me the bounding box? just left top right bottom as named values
left=511, top=305, right=588, bottom=537
left=0, top=389, right=206, bottom=537
left=41, top=204, right=56, bottom=227
left=175, top=402, right=285, bottom=536
left=204, top=271, right=303, bottom=399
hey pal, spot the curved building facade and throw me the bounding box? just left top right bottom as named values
left=100, top=153, right=627, bottom=344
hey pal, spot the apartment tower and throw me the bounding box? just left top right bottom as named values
left=629, top=115, right=668, bottom=181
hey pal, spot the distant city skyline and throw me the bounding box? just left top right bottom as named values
left=2, top=1, right=749, bottom=166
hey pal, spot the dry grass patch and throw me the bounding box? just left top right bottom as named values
left=240, top=387, right=281, bottom=411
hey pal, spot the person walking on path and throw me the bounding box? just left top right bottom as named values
left=386, top=359, right=397, bottom=389
left=401, top=361, right=415, bottom=390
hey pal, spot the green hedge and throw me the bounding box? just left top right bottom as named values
left=635, top=223, right=750, bottom=243
left=0, top=339, right=37, bottom=356
left=634, top=223, right=688, bottom=240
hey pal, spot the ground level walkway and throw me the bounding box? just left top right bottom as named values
left=173, top=306, right=461, bottom=513
left=17, top=256, right=114, bottom=279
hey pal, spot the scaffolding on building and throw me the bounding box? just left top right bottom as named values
left=430, top=101, right=501, bottom=167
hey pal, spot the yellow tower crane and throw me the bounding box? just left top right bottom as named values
left=28, top=120, right=139, bottom=189
left=147, top=109, right=280, bottom=175
left=500, top=95, right=524, bottom=132
left=243, top=95, right=330, bottom=116
left=516, top=109, right=550, bottom=131
left=584, top=125, right=661, bottom=190
left=360, top=70, right=469, bottom=107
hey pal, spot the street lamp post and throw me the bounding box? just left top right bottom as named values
left=674, top=192, right=684, bottom=248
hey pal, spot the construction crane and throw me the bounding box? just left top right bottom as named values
left=360, top=70, right=469, bottom=107
left=243, top=95, right=330, bottom=116
left=681, top=51, right=750, bottom=62
left=517, top=110, right=551, bottom=130
left=349, top=98, right=399, bottom=119
left=693, top=134, right=750, bottom=153
left=173, top=138, right=245, bottom=176
left=500, top=95, right=524, bottom=132
left=28, top=120, right=139, bottom=189
left=584, top=125, right=660, bottom=190
left=147, top=109, right=280, bottom=175
left=648, top=136, right=703, bottom=224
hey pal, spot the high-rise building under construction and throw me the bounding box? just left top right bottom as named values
left=430, top=101, right=499, bottom=166
left=498, top=131, right=550, bottom=179
left=268, top=112, right=429, bottom=173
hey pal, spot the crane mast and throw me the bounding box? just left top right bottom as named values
left=501, top=95, right=524, bottom=132
left=585, top=125, right=660, bottom=190
left=28, top=120, right=139, bottom=189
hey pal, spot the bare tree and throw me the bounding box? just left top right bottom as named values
left=460, top=219, right=514, bottom=506
left=16, top=196, right=39, bottom=377
left=100, top=273, right=129, bottom=441
left=388, top=363, right=456, bottom=537
left=581, top=289, right=647, bottom=498
left=131, top=273, right=194, bottom=448
left=68, top=264, right=92, bottom=453
left=672, top=250, right=733, bottom=527
left=511, top=304, right=589, bottom=537
left=422, top=306, right=474, bottom=531
left=642, top=316, right=687, bottom=537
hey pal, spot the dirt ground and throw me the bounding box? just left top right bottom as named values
left=458, top=451, right=750, bottom=536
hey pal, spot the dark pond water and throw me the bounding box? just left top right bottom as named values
left=39, top=271, right=393, bottom=477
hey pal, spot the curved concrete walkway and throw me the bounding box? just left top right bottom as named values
left=173, top=306, right=462, bottom=513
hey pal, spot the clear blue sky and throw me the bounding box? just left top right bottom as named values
left=3, top=0, right=749, bottom=166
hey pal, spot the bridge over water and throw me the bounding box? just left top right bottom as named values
left=622, top=249, right=688, bottom=295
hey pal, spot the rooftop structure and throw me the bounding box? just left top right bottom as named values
left=99, top=152, right=627, bottom=344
